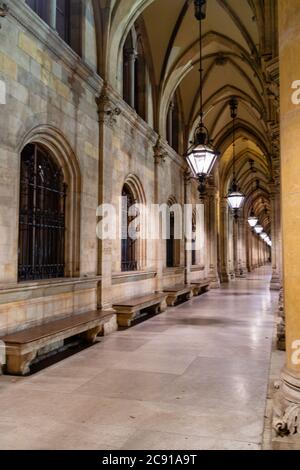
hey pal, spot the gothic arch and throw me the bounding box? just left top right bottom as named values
left=18, top=125, right=81, bottom=278
left=122, top=173, right=147, bottom=270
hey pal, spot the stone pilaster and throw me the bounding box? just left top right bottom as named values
left=96, top=86, right=121, bottom=309
left=153, top=136, right=167, bottom=292
left=167, top=100, right=174, bottom=147
left=184, top=170, right=192, bottom=284
left=270, top=168, right=282, bottom=290
left=124, top=48, right=137, bottom=109
left=206, top=182, right=220, bottom=288
left=236, top=217, right=247, bottom=278
left=219, top=199, right=230, bottom=282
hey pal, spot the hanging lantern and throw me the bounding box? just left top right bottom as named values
left=248, top=212, right=258, bottom=228
left=185, top=1, right=218, bottom=196
left=254, top=225, right=263, bottom=234
left=226, top=97, right=244, bottom=218
left=260, top=232, right=268, bottom=240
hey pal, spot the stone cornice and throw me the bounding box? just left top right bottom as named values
left=112, top=271, right=157, bottom=285
left=0, top=276, right=102, bottom=304
left=7, top=0, right=103, bottom=94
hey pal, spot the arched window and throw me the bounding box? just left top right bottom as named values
left=192, top=212, right=197, bottom=266
left=121, top=184, right=137, bottom=272
left=134, top=38, right=146, bottom=120
left=25, top=0, right=81, bottom=55
left=18, top=143, right=67, bottom=281
left=166, top=200, right=181, bottom=268
left=166, top=211, right=175, bottom=268
left=167, top=95, right=180, bottom=153
left=123, top=28, right=147, bottom=121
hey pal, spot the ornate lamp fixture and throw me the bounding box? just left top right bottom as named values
left=186, top=0, right=219, bottom=196
left=247, top=159, right=258, bottom=228
left=260, top=232, right=268, bottom=241
left=254, top=224, right=263, bottom=234
left=227, top=97, right=245, bottom=219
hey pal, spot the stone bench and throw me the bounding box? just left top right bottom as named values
left=163, top=285, right=193, bottom=306
left=113, top=293, right=168, bottom=327
left=0, top=310, right=117, bottom=376
left=191, top=279, right=210, bottom=296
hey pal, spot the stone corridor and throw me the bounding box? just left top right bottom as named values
left=0, top=267, right=277, bottom=450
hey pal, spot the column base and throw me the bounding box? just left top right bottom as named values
left=235, top=269, right=247, bottom=278
left=270, top=273, right=281, bottom=291
left=220, top=270, right=230, bottom=283
left=208, top=269, right=220, bottom=289
left=273, top=368, right=300, bottom=436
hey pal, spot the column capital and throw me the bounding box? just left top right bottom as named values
left=124, top=48, right=138, bottom=63
left=153, top=136, right=167, bottom=165
left=169, top=99, right=175, bottom=111
left=96, top=87, right=121, bottom=128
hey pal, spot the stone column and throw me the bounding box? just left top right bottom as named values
left=233, top=217, right=239, bottom=277
left=48, top=0, right=57, bottom=30
left=273, top=0, right=300, bottom=435
left=96, top=88, right=121, bottom=309
left=206, top=182, right=220, bottom=288
left=184, top=171, right=192, bottom=284
left=270, top=176, right=282, bottom=290
left=237, top=217, right=247, bottom=277
left=153, top=137, right=166, bottom=292
left=220, top=199, right=230, bottom=282
left=167, top=100, right=174, bottom=147
left=124, top=48, right=137, bottom=109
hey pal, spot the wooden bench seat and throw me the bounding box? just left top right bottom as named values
left=191, top=279, right=211, bottom=296
left=163, top=285, right=193, bottom=306
left=113, top=293, right=167, bottom=327
left=1, top=310, right=117, bottom=376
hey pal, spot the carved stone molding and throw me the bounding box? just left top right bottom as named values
left=273, top=369, right=300, bottom=436
left=277, top=287, right=285, bottom=351
left=153, top=136, right=167, bottom=165
left=96, top=89, right=121, bottom=128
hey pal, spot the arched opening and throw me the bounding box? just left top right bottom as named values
left=166, top=198, right=181, bottom=269
left=191, top=210, right=197, bottom=266
left=167, top=95, right=180, bottom=154
left=25, top=0, right=82, bottom=55
left=19, top=125, right=81, bottom=280
left=18, top=143, right=67, bottom=281
left=121, top=183, right=138, bottom=272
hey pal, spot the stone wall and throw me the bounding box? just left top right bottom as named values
left=0, top=1, right=209, bottom=335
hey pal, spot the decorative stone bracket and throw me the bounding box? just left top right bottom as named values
left=277, top=287, right=285, bottom=351
left=96, top=90, right=121, bottom=128
left=153, top=136, right=167, bottom=165
left=0, top=3, right=8, bottom=28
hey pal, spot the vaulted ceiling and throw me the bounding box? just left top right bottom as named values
left=104, top=0, right=278, bottom=227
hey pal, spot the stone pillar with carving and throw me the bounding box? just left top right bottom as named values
left=153, top=137, right=166, bottom=292
left=124, top=48, right=137, bottom=109
left=273, top=0, right=300, bottom=436
left=233, top=217, right=239, bottom=277
left=96, top=87, right=121, bottom=309
left=236, top=217, right=247, bottom=277
left=205, top=182, right=220, bottom=288
left=219, top=198, right=230, bottom=282
left=270, top=169, right=282, bottom=290
left=184, top=171, right=192, bottom=285
left=167, top=100, right=174, bottom=148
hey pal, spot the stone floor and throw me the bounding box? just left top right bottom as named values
left=0, top=267, right=278, bottom=450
